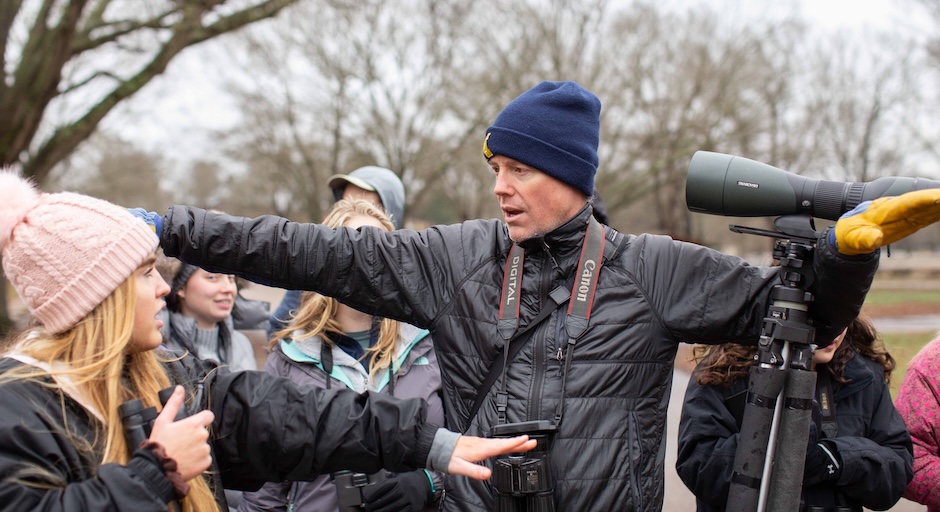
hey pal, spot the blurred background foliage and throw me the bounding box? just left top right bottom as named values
left=5, top=0, right=940, bottom=333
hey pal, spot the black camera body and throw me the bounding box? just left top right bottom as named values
left=333, top=470, right=388, bottom=511
left=489, top=420, right=557, bottom=512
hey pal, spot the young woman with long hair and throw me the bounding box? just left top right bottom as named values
left=0, top=172, right=533, bottom=511
left=241, top=199, right=446, bottom=511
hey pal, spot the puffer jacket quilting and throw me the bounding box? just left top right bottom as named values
left=0, top=351, right=436, bottom=511
left=162, top=204, right=878, bottom=511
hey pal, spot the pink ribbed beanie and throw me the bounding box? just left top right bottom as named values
left=0, top=171, right=158, bottom=333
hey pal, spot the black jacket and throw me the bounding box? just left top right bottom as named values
left=0, top=353, right=436, bottom=511
left=161, top=204, right=878, bottom=511
left=677, top=353, right=913, bottom=511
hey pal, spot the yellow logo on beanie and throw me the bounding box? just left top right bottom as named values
left=483, top=132, right=493, bottom=159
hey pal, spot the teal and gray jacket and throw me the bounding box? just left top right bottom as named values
left=240, top=323, right=444, bottom=511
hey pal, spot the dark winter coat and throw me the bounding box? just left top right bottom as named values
left=676, top=353, right=913, bottom=511
left=0, top=351, right=436, bottom=511
left=160, top=204, right=878, bottom=511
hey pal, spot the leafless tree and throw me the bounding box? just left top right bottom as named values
left=0, top=0, right=304, bottom=334
left=1, top=0, right=304, bottom=182
left=219, top=0, right=931, bottom=238
left=797, top=30, right=922, bottom=183
left=219, top=0, right=495, bottom=224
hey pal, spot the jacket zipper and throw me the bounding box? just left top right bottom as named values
left=529, top=241, right=558, bottom=420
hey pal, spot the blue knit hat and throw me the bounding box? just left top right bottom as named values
left=483, top=81, right=601, bottom=197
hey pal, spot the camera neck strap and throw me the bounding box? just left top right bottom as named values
left=489, top=216, right=605, bottom=426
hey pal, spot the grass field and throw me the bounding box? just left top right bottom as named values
left=865, top=288, right=940, bottom=307
left=883, top=330, right=934, bottom=398
left=859, top=287, right=939, bottom=398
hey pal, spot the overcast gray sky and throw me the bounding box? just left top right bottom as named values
left=102, top=0, right=927, bottom=173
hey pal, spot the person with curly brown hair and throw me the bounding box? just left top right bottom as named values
left=676, top=316, right=913, bottom=512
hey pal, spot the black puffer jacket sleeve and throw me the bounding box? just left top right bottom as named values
left=632, top=228, right=877, bottom=348
left=180, top=357, right=437, bottom=491
left=160, top=207, right=877, bottom=348
left=159, top=206, right=498, bottom=328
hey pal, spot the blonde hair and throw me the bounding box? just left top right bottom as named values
left=0, top=273, right=219, bottom=511
left=272, top=199, right=402, bottom=383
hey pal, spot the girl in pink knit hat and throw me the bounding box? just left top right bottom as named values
left=0, top=172, right=534, bottom=511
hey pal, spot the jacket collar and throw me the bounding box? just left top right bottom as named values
left=5, top=353, right=106, bottom=423
left=517, top=203, right=594, bottom=254
left=284, top=325, right=431, bottom=372
left=831, top=352, right=875, bottom=401
left=167, top=310, right=236, bottom=338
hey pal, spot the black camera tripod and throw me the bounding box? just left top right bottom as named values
left=724, top=215, right=822, bottom=512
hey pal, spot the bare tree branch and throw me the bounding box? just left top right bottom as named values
left=2, top=0, right=301, bottom=183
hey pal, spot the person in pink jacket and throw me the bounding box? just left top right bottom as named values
left=895, top=335, right=940, bottom=511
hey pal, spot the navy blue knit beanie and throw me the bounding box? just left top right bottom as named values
left=483, top=81, right=601, bottom=197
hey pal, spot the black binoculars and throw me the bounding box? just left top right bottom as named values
left=332, top=470, right=388, bottom=511
left=119, top=386, right=195, bottom=453
left=489, top=420, right=557, bottom=512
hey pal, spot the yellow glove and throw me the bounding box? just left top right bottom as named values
left=835, top=189, right=940, bottom=256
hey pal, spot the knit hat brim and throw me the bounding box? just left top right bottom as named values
left=484, top=126, right=597, bottom=197
left=166, top=263, right=199, bottom=312
left=482, top=81, right=600, bottom=198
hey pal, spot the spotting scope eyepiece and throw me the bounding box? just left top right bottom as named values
left=686, top=151, right=940, bottom=221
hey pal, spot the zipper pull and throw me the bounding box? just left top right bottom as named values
left=542, top=240, right=560, bottom=270
left=556, top=347, right=564, bottom=361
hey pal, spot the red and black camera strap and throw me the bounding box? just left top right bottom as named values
left=468, top=216, right=605, bottom=426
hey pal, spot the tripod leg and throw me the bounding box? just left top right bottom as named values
left=766, top=367, right=815, bottom=512
left=726, top=366, right=787, bottom=512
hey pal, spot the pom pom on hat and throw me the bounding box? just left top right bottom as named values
left=0, top=172, right=40, bottom=249
left=0, top=170, right=158, bottom=333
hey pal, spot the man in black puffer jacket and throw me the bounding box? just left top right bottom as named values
left=152, top=81, right=939, bottom=510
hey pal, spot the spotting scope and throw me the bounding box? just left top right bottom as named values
left=686, top=151, right=940, bottom=221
